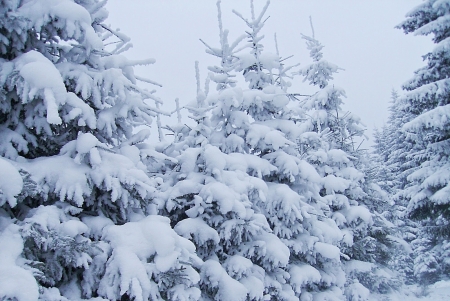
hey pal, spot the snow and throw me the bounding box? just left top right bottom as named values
left=123, top=129, right=151, bottom=146
left=174, top=217, right=220, bottom=245
left=255, top=232, right=290, bottom=267
left=59, top=219, right=89, bottom=237
left=405, top=104, right=450, bottom=131
left=386, top=280, right=450, bottom=301
left=209, top=72, right=229, bottom=83
left=342, top=206, right=372, bottom=224
left=101, top=55, right=156, bottom=70
left=241, top=276, right=264, bottom=300
left=178, top=148, right=202, bottom=173
left=228, top=110, right=248, bottom=129
left=168, top=284, right=201, bottom=301
left=327, top=149, right=351, bottom=164
left=31, top=140, right=156, bottom=207
left=200, top=181, right=246, bottom=217
left=18, top=0, right=103, bottom=50
left=314, top=289, right=344, bottom=301
left=201, top=260, right=248, bottom=301
left=346, top=280, right=370, bottom=301
left=298, top=159, right=322, bottom=182
left=310, top=219, right=343, bottom=244
left=246, top=124, right=271, bottom=148
left=16, top=51, right=67, bottom=124
left=314, top=241, right=341, bottom=260
left=65, top=92, right=97, bottom=129
left=100, top=216, right=200, bottom=301
left=223, top=134, right=246, bottom=152
left=338, top=166, right=364, bottom=182
left=401, top=78, right=450, bottom=109
left=226, top=153, right=276, bottom=177
left=421, top=166, right=450, bottom=190
left=267, top=183, right=304, bottom=222
left=24, top=155, right=91, bottom=206
left=259, top=52, right=281, bottom=70
left=0, top=225, right=39, bottom=301
left=76, top=133, right=100, bottom=154
left=203, top=145, right=227, bottom=173
left=100, top=247, right=154, bottom=301
left=290, top=264, right=321, bottom=293
left=40, top=287, right=72, bottom=301
left=167, top=179, right=202, bottom=210
left=344, top=260, right=373, bottom=274
left=0, top=157, right=23, bottom=207
left=264, top=130, right=293, bottom=150
left=236, top=53, right=257, bottom=70
left=23, top=205, right=66, bottom=231
left=60, top=278, right=83, bottom=300
left=89, top=147, right=103, bottom=166
left=225, top=255, right=254, bottom=279
left=81, top=215, right=114, bottom=239
left=431, top=183, right=450, bottom=204
left=105, top=216, right=175, bottom=262
left=323, top=174, right=350, bottom=193
left=119, top=144, right=141, bottom=165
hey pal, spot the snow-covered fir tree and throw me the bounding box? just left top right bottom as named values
left=372, top=92, right=399, bottom=199
left=158, top=1, right=397, bottom=300
left=0, top=1, right=201, bottom=300
left=373, top=90, right=420, bottom=206
left=156, top=2, right=321, bottom=301
left=298, top=29, right=400, bottom=297
left=158, top=69, right=290, bottom=301
left=157, top=3, right=294, bottom=300
left=396, top=0, right=450, bottom=287
left=230, top=4, right=347, bottom=300
left=372, top=91, right=418, bottom=285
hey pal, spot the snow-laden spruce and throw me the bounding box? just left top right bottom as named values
left=372, top=91, right=418, bottom=285
left=156, top=1, right=395, bottom=300
left=0, top=0, right=201, bottom=300
left=297, top=29, right=401, bottom=296
left=395, top=0, right=450, bottom=287
left=157, top=32, right=289, bottom=300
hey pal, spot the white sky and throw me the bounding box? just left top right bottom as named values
left=106, top=0, right=432, bottom=147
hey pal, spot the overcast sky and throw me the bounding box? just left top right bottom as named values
left=106, top=0, right=432, bottom=146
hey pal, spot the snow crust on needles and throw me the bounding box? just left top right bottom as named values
left=17, top=51, right=67, bottom=124
left=0, top=225, right=39, bottom=301
left=0, top=158, right=23, bottom=207
left=104, top=216, right=198, bottom=273
left=95, top=215, right=201, bottom=301
left=18, top=0, right=103, bottom=50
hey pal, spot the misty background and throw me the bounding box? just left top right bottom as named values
left=106, top=0, right=432, bottom=147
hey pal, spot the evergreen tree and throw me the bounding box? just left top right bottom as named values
left=0, top=1, right=200, bottom=300
left=373, top=90, right=420, bottom=204
left=397, top=0, right=450, bottom=286
left=160, top=1, right=353, bottom=300
left=230, top=4, right=353, bottom=300
left=159, top=39, right=289, bottom=301
left=298, top=30, right=399, bottom=297
left=372, top=91, right=418, bottom=285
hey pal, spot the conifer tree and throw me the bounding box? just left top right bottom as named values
left=373, top=91, right=420, bottom=204
left=230, top=3, right=353, bottom=300
left=298, top=29, right=399, bottom=297
left=160, top=1, right=356, bottom=300
left=397, top=0, right=450, bottom=286
left=372, top=91, right=418, bottom=285
left=0, top=1, right=200, bottom=300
